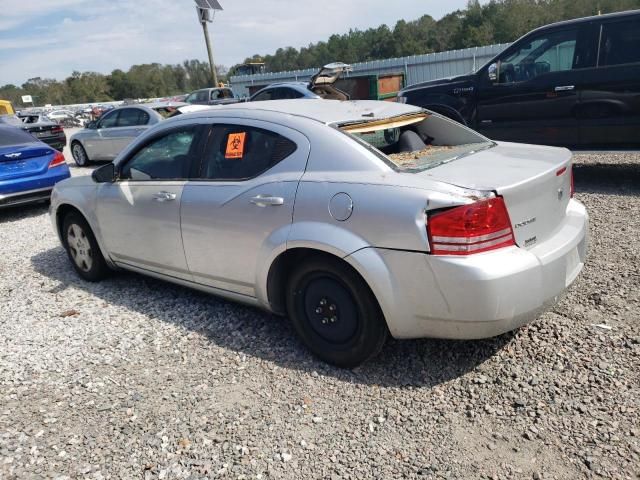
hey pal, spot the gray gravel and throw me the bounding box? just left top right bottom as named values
left=0, top=151, right=639, bottom=479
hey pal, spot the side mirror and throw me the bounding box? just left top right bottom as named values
left=86, top=121, right=97, bottom=129
left=92, top=163, right=116, bottom=183
left=488, top=63, right=498, bottom=82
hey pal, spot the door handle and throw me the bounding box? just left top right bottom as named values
left=153, top=191, right=177, bottom=202
left=250, top=195, right=284, bottom=207
left=554, top=85, right=575, bottom=92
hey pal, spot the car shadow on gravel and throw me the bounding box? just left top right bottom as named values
left=0, top=202, right=49, bottom=225
left=573, top=162, right=640, bottom=195
left=31, top=246, right=515, bottom=388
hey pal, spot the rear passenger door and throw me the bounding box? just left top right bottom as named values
left=180, top=120, right=310, bottom=296
left=578, top=16, right=640, bottom=146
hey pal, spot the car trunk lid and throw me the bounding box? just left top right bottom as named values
left=309, top=62, right=353, bottom=88
left=24, top=123, right=63, bottom=140
left=420, top=142, right=573, bottom=248
left=0, top=144, right=53, bottom=181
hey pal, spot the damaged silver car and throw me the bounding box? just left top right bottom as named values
left=50, top=100, right=588, bottom=367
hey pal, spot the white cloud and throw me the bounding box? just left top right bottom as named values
left=1, top=0, right=472, bottom=85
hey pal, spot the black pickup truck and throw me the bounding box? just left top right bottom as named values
left=398, top=10, right=640, bottom=148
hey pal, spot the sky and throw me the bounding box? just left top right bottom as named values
left=0, top=0, right=473, bottom=86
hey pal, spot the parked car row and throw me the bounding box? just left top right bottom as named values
left=10, top=10, right=630, bottom=368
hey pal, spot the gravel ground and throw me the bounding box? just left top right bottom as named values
left=0, top=149, right=638, bottom=479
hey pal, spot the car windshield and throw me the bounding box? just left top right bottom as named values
left=340, top=113, right=494, bottom=172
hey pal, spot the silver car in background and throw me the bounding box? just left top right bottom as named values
left=50, top=100, right=588, bottom=367
left=69, top=103, right=186, bottom=166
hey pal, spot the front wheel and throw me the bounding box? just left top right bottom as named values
left=286, top=257, right=388, bottom=368
left=62, top=212, right=110, bottom=282
left=71, top=142, right=90, bottom=167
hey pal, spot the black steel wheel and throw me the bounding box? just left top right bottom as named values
left=286, top=257, right=388, bottom=368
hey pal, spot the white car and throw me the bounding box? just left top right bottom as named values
left=46, top=110, right=76, bottom=122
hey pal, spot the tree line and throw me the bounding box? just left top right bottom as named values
left=2, top=0, right=639, bottom=106
left=0, top=60, right=227, bottom=108
left=232, top=0, right=640, bottom=73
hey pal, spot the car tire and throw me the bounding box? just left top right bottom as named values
left=286, top=257, right=388, bottom=368
left=71, top=142, right=90, bottom=167
left=62, top=212, right=110, bottom=282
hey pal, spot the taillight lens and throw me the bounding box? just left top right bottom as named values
left=49, top=151, right=66, bottom=168
left=52, top=125, right=64, bottom=134
left=427, top=197, right=516, bottom=255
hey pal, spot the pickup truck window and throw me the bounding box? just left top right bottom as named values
left=599, top=19, right=640, bottom=67
left=496, top=29, right=577, bottom=84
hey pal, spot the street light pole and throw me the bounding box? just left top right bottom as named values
left=194, top=0, right=223, bottom=87
left=200, top=15, right=218, bottom=86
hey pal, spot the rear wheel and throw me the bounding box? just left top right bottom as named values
left=62, top=212, right=109, bottom=281
left=286, top=257, right=388, bottom=368
left=71, top=142, right=90, bottom=167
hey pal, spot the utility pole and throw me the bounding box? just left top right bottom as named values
left=200, top=19, right=218, bottom=86
left=194, top=0, right=223, bottom=87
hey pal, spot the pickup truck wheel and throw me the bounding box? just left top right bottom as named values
left=62, top=212, right=109, bottom=282
left=286, top=257, right=388, bottom=368
left=71, top=142, right=90, bottom=167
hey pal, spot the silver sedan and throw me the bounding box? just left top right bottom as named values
left=68, top=103, right=185, bottom=166
left=50, top=100, right=589, bottom=367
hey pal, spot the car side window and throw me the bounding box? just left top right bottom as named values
left=251, top=89, right=273, bottom=102
left=120, top=127, right=200, bottom=181
left=196, top=90, right=209, bottom=102
left=599, top=19, right=640, bottom=67
left=117, top=108, right=150, bottom=127
left=98, top=111, right=119, bottom=129
left=496, top=29, right=577, bottom=84
left=283, top=88, right=305, bottom=99
left=198, top=125, right=297, bottom=180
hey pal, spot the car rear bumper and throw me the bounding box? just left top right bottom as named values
left=0, top=165, right=71, bottom=208
left=40, top=135, right=67, bottom=151
left=348, top=199, right=589, bottom=339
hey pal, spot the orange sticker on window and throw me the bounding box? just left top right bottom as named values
left=225, top=132, right=246, bottom=159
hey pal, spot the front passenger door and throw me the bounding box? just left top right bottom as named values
left=85, top=109, right=119, bottom=159
left=96, top=125, right=205, bottom=279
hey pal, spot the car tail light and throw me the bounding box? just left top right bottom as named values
left=49, top=151, right=66, bottom=168
left=427, top=197, right=516, bottom=255
left=557, top=164, right=574, bottom=198
left=52, top=125, right=64, bottom=134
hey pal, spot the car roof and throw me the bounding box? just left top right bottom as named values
left=531, top=9, right=640, bottom=33
left=143, top=101, right=189, bottom=109
left=263, top=82, right=309, bottom=88
left=185, top=99, right=423, bottom=125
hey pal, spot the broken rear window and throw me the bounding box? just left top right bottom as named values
left=339, top=112, right=494, bottom=172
